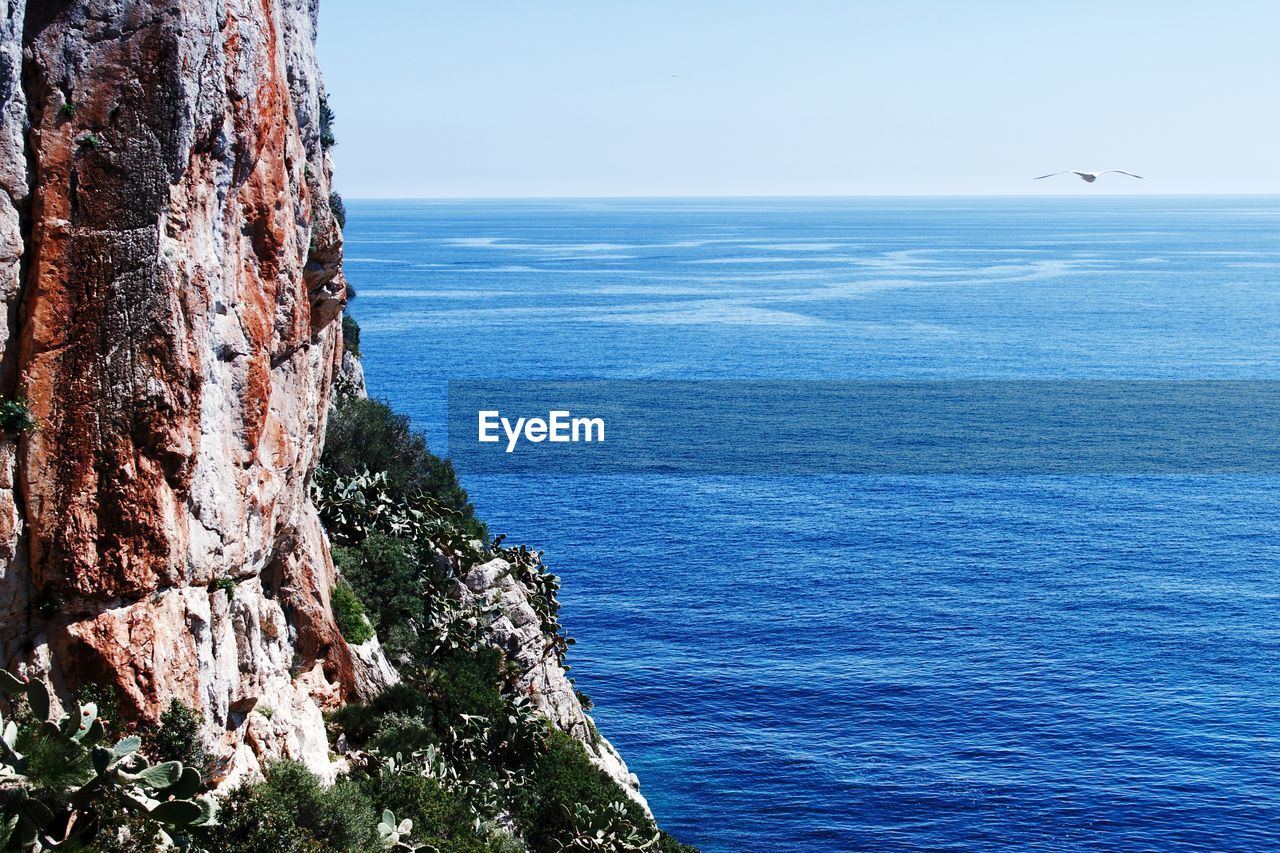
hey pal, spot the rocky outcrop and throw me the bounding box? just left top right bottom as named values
left=459, top=558, right=651, bottom=813
left=334, top=347, right=366, bottom=400
left=0, top=0, right=388, bottom=784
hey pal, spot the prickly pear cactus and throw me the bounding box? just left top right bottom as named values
left=0, top=670, right=216, bottom=850
left=377, top=808, right=430, bottom=851
left=553, top=800, right=660, bottom=852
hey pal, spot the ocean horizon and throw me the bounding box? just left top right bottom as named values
left=342, top=193, right=1280, bottom=201
left=345, top=196, right=1280, bottom=851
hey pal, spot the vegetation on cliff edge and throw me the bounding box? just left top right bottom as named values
left=307, top=381, right=699, bottom=851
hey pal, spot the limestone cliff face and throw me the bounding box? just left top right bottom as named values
left=0, top=0, right=387, bottom=785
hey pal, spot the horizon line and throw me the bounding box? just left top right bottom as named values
left=340, top=192, right=1280, bottom=202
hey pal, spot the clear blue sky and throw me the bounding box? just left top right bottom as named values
left=317, top=1, right=1279, bottom=198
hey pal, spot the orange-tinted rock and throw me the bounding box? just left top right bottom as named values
left=0, top=0, right=389, bottom=781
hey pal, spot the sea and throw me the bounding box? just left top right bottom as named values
left=342, top=197, right=1280, bottom=852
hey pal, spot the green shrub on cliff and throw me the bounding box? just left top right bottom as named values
left=331, top=581, right=374, bottom=644
left=212, top=576, right=236, bottom=599
left=322, top=395, right=479, bottom=534
left=360, top=771, right=477, bottom=848
left=330, top=646, right=516, bottom=759
left=327, top=664, right=680, bottom=852
left=514, top=729, right=655, bottom=851
left=312, top=468, right=480, bottom=567
left=332, top=533, right=423, bottom=633
left=319, top=95, right=337, bottom=149
left=209, top=760, right=378, bottom=853
left=0, top=397, right=37, bottom=435
left=341, top=313, right=361, bottom=356
left=149, top=700, right=209, bottom=778
left=329, top=684, right=432, bottom=748
left=330, top=192, right=347, bottom=230
left=658, top=832, right=703, bottom=853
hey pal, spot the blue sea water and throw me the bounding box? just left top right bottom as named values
left=342, top=197, right=1280, bottom=851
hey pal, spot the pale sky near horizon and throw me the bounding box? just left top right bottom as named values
left=317, top=1, right=1279, bottom=198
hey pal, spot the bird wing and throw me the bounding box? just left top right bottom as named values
left=1034, top=171, right=1069, bottom=179
left=1101, top=170, right=1144, bottom=179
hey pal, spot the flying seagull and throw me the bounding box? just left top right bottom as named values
left=1035, top=170, right=1144, bottom=183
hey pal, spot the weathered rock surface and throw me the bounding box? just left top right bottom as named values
left=0, top=0, right=29, bottom=713
left=459, top=558, right=651, bottom=813
left=334, top=346, right=366, bottom=400
left=0, top=0, right=390, bottom=783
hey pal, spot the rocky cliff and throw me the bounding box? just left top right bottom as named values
left=0, top=0, right=650, bottom=813
left=0, top=0, right=387, bottom=786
